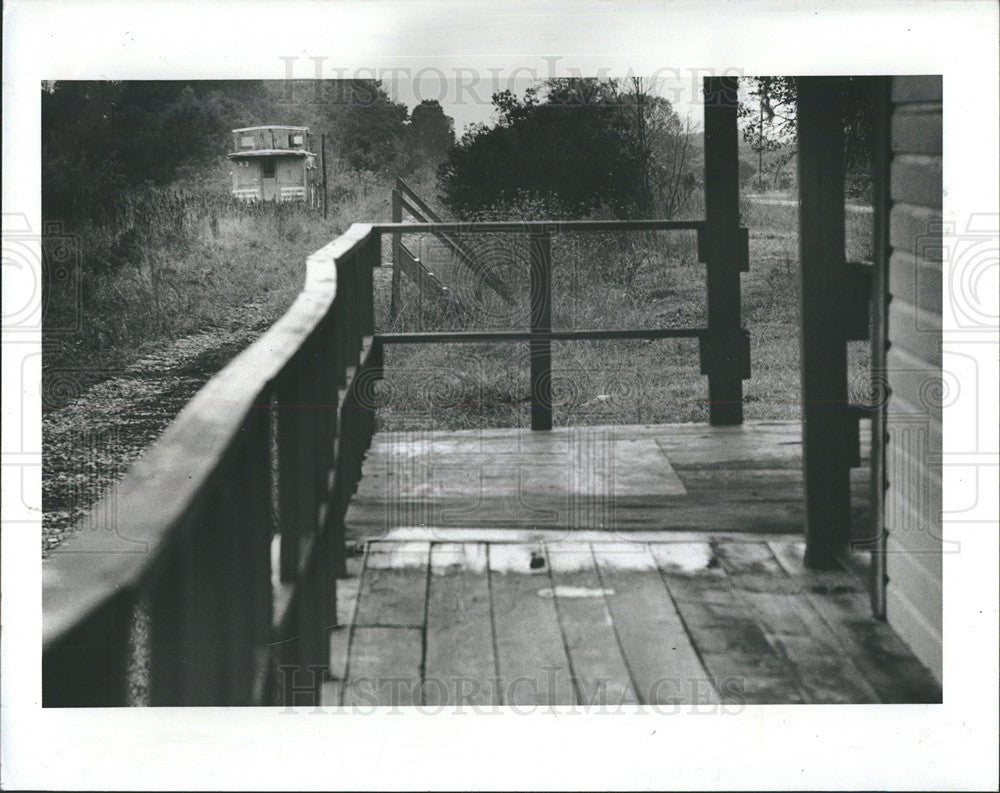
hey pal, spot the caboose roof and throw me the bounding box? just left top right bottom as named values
left=227, top=149, right=316, bottom=159
left=232, top=126, right=310, bottom=133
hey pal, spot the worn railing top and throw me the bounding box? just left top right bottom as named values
left=373, top=218, right=704, bottom=235
left=42, top=223, right=376, bottom=647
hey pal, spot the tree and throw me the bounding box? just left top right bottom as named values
left=738, top=77, right=876, bottom=199
left=311, top=80, right=412, bottom=173
left=620, top=78, right=698, bottom=217
left=41, top=78, right=420, bottom=225
left=438, top=78, right=693, bottom=219
left=409, top=100, right=455, bottom=164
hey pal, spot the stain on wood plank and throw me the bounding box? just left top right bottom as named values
left=341, top=626, right=422, bottom=707
left=592, top=543, right=719, bottom=706
left=714, top=542, right=880, bottom=703
left=768, top=539, right=941, bottom=702
left=488, top=543, right=575, bottom=706
left=650, top=542, right=807, bottom=704
left=546, top=543, right=638, bottom=706
left=712, top=540, right=803, bottom=594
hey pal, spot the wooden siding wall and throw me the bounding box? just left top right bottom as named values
left=885, top=75, right=943, bottom=682
left=276, top=158, right=304, bottom=187
left=233, top=160, right=259, bottom=186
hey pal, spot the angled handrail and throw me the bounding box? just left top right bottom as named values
left=393, top=178, right=516, bottom=305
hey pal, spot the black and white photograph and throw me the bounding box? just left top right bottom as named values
left=2, top=1, right=998, bottom=790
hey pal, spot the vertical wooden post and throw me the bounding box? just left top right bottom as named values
left=149, top=556, right=183, bottom=706
left=362, top=232, right=378, bottom=337
left=389, top=189, right=402, bottom=321
left=529, top=232, right=553, bottom=431
left=220, top=442, right=254, bottom=705
left=797, top=77, right=851, bottom=569
left=277, top=367, right=301, bottom=583
left=179, top=507, right=226, bottom=705
left=867, top=77, right=892, bottom=616
left=321, top=133, right=328, bottom=219
left=702, top=76, right=745, bottom=425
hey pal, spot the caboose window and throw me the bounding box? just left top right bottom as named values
left=240, top=135, right=254, bottom=148
left=261, top=159, right=275, bottom=178
left=292, top=134, right=304, bottom=146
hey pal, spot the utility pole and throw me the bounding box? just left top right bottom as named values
left=757, top=86, right=764, bottom=193
left=321, top=133, right=328, bottom=218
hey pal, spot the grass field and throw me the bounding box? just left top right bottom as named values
left=42, top=163, right=396, bottom=411
left=41, top=165, right=407, bottom=551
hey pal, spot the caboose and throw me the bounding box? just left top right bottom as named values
left=228, top=125, right=319, bottom=204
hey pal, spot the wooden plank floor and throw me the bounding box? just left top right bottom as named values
left=327, top=421, right=939, bottom=707
left=345, top=421, right=873, bottom=541
left=326, top=536, right=940, bottom=707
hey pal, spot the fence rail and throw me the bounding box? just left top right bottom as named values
left=43, top=224, right=382, bottom=706
left=374, top=217, right=746, bottom=432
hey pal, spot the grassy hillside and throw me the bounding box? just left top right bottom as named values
left=42, top=162, right=401, bottom=411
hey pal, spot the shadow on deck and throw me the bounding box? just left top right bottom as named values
left=327, top=420, right=939, bottom=707
left=345, top=420, right=872, bottom=540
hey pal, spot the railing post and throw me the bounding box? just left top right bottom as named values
left=702, top=76, right=746, bottom=425
left=277, top=365, right=302, bottom=583
left=867, top=76, right=892, bottom=617
left=529, top=231, right=553, bottom=431
left=390, top=189, right=402, bottom=321
left=797, top=77, right=851, bottom=569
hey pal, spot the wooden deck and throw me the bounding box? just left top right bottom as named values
left=326, top=421, right=940, bottom=707
left=325, top=536, right=940, bottom=707
left=345, top=421, right=872, bottom=540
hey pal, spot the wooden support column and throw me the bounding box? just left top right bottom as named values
left=529, top=232, right=553, bottom=431
left=702, top=76, right=745, bottom=425
left=797, top=77, right=851, bottom=569
left=43, top=593, right=133, bottom=706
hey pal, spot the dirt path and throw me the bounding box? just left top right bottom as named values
left=42, top=320, right=272, bottom=555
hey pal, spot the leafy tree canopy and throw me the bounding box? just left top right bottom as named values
left=42, top=79, right=456, bottom=222
left=437, top=78, right=697, bottom=219
left=738, top=76, right=877, bottom=198
left=410, top=99, right=456, bottom=163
